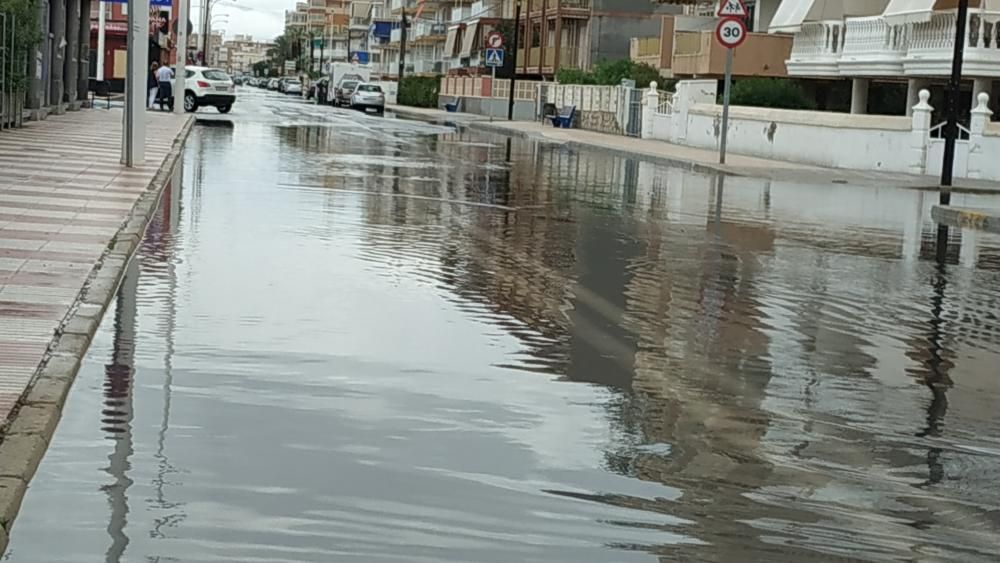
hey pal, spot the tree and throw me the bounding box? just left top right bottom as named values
left=0, top=0, right=41, bottom=92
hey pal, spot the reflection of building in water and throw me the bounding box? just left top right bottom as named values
left=327, top=125, right=1000, bottom=559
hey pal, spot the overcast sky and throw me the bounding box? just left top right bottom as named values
left=206, top=0, right=286, bottom=41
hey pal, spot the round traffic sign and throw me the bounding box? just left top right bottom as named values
left=715, top=17, right=748, bottom=49
left=486, top=31, right=504, bottom=50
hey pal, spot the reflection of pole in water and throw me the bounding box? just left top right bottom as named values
left=713, top=174, right=725, bottom=232
left=916, top=261, right=953, bottom=487
left=152, top=164, right=186, bottom=538
left=103, top=256, right=139, bottom=563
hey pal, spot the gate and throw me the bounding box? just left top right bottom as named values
left=927, top=121, right=971, bottom=178
left=624, top=87, right=643, bottom=137
left=537, top=82, right=552, bottom=122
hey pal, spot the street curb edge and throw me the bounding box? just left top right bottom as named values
left=0, top=114, right=196, bottom=552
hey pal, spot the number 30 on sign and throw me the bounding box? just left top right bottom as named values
left=715, top=17, right=747, bottom=49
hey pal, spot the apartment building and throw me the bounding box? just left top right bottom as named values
left=769, top=0, right=1000, bottom=115
left=285, top=0, right=354, bottom=71
left=379, top=0, right=455, bottom=77
left=219, top=35, right=275, bottom=75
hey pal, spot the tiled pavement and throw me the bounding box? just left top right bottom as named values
left=0, top=108, right=190, bottom=424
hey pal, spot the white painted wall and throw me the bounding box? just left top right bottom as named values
left=683, top=105, right=916, bottom=172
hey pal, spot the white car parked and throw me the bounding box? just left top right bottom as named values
left=350, top=83, right=385, bottom=115
left=284, top=79, right=303, bottom=95
left=178, top=66, right=236, bottom=113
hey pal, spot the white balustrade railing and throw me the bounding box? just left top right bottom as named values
left=909, top=12, right=957, bottom=51
left=790, top=21, right=844, bottom=59
left=842, top=15, right=907, bottom=55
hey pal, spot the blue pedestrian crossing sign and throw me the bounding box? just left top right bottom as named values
left=485, top=48, right=505, bottom=67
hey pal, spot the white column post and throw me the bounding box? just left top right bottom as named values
left=122, top=0, right=149, bottom=167
left=910, top=89, right=933, bottom=175
left=851, top=78, right=869, bottom=114
left=906, top=78, right=928, bottom=117
left=973, top=77, right=992, bottom=105
left=96, top=1, right=106, bottom=80
left=968, top=92, right=993, bottom=179
left=175, top=0, right=189, bottom=114
left=641, top=80, right=658, bottom=140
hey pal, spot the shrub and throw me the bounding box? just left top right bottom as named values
left=398, top=75, right=441, bottom=108
left=556, top=59, right=668, bottom=90
left=729, top=78, right=815, bottom=110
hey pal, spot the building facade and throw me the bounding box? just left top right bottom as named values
left=219, top=34, right=274, bottom=75
left=769, top=0, right=1000, bottom=115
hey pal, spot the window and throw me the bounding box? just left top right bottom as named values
left=356, top=84, right=381, bottom=92
left=531, top=23, right=541, bottom=48
left=203, top=69, right=231, bottom=80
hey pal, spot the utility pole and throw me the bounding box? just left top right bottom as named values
left=937, top=0, right=970, bottom=261
left=940, top=0, right=970, bottom=192
left=202, top=0, right=212, bottom=65
left=96, top=0, right=106, bottom=79
left=398, top=10, right=407, bottom=80
left=507, top=0, right=521, bottom=121
left=175, top=0, right=189, bottom=114
left=123, top=0, right=150, bottom=166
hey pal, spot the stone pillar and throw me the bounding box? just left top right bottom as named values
left=910, top=89, right=933, bottom=175
left=906, top=78, right=928, bottom=117
left=65, top=0, right=81, bottom=109
left=78, top=0, right=91, bottom=103
left=49, top=0, right=67, bottom=114
left=27, top=0, right=51, bottom=114
left=967, top=92, right=993, bottom=180
left=641, top=81, right=659, bottom=140
left=850, top=78, right=869, bottom=114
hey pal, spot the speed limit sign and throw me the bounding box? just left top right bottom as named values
left=715, top=17, right=748, bottom=49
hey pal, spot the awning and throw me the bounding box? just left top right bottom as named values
left=884, top=0, right=994, bottom=25
left=769, top=0, right=890, bottom=33
left=459, top=22, right=479, bottom=58
left=445, top=26, right=460, bottom=57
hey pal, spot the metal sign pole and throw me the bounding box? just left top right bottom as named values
left=720, top=47, right=733, bottom=165
left=490, top=65, right=496, bottom=122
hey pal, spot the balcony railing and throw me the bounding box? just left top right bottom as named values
left=790, top=21, right=843, bottom=59
left=788, top=11, right=1000, bottom=77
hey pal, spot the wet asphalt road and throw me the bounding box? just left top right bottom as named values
left=6, top=89, right=1000, bottom=562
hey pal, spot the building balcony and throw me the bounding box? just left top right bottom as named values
left=787, top=10, right=1000, bottom=79
left=671, top=30, right=791, bottom=78
left=530, top=0, right=591, bottom=16
left=390, top=22, right=447, bottom=43
left=787, top=21, right=844, bottom=77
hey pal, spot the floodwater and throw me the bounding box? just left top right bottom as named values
left=7, top=90, right=1000, bottom=562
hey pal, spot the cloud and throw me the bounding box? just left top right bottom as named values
left=202, top=0, right=286, bottom=41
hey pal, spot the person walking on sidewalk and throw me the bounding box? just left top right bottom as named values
left=148, top=63, right=160, bottom=109
left=156, top=64, right=175, bottom=111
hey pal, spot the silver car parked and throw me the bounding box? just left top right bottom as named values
left=350, top=83, right=385, bottom=115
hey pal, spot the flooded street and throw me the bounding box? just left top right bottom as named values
left=7, top=89, right=1000, bottom=562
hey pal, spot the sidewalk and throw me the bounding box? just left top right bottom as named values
left=389, top=104, right=1000, bottom=193
left=0, top=108, right=192, bottom=541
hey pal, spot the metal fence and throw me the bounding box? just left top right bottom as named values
left=1, top=12, right=25, bottom=130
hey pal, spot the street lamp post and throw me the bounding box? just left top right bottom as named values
left=937, top=0, right=971, bottom=261
left=941, top=0, right=971, bottom=192
left=123, top=0, right=150, bottom=166
left=175, top=0, right=189, bottom=114
left=507, top=0, right=522, bottom=121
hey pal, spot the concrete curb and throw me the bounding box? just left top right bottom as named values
left=465, top=120, right=731, bottom=178
left=0, top=114, right=195, bottom=551
left=931, top=205, right=1000, bottom=234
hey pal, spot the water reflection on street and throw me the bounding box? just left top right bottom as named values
left=6, top=90, right=1000, bottom=562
